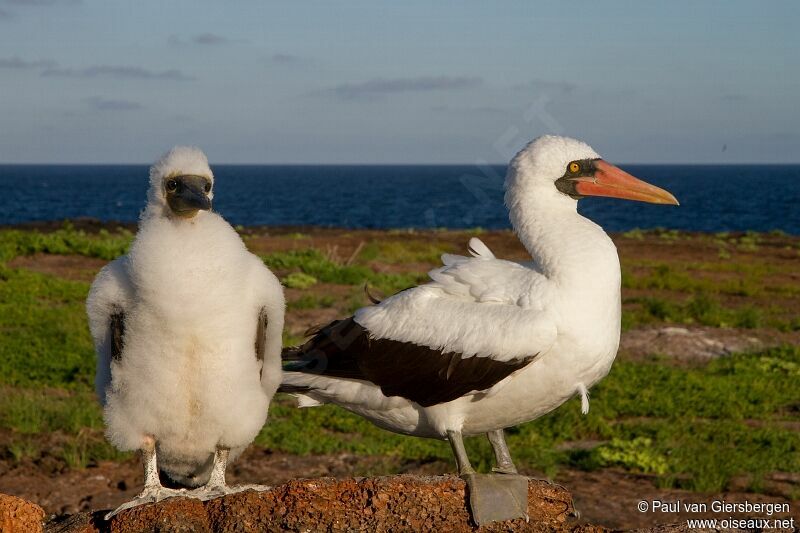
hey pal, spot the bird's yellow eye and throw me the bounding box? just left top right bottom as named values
left=568, top=162, right=581, bottom=173
left=166, top=179, right=178, bottom=192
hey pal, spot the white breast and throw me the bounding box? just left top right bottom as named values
left=103, top=213, right=270, bottom=459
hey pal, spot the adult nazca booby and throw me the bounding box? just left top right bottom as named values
left=281, top=135, right=678, bottom=524
left=87, top=146, right=285, bottom=518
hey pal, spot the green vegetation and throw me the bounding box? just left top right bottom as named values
left=358, top=240, right=454, bottom=264
left=0, top=386, right=129, bottom=467
left=288, top=293, right=335, bottom=310
left=622, top=261, right=777, bottom=298
left=577, top=437, right=669, bottom=475
left=263, top=248, right=424, bottom=294
left=282, top=272, right=318, bottom=290
left=0, top=225, right=132, bottom=262
left=620, top=251, right=798, bottom=330
left=621, top=228, right=645, bottom=240
left=622, top=293, right=764, bottom=330
left=0, top=266, right=95, bottom=388
left=0, top=387, right=102, bottom=435
left=0, top=226, right=798, bottom=495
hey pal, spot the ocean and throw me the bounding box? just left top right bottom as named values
left=1, top=164, right=798, bottom=234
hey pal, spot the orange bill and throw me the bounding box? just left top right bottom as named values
left=575, top=160, right=679, bottom=205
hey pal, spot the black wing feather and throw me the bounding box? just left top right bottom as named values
left=255, top=307, right=268, bottom=378
left=109, top=312, right=125, bottom=361
left=281, top=317, right=533, bottom=407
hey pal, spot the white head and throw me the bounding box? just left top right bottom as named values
left=147, top=146, right=215, bottom=220
left=505, top=135, right=678, bottom=215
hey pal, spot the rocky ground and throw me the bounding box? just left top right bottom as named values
left=3, top=474, right=799, bottom=532
left=2, top=448, right=799, bottom=530
left=5, top=476, right=599, bottom=533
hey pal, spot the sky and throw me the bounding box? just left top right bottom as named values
left=0, top=1, right=798, bottom=164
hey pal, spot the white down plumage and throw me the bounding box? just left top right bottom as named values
left=86, top=146, right=284, bottom=515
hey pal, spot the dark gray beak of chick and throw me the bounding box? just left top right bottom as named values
left=165, top=174, right=212, bottom=218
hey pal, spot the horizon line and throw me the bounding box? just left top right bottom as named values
left=1, top=161, right=799, bottom=166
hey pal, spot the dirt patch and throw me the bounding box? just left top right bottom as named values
left=0, top=447, right=407, bottom=517
left=619, top=326, right=800, bottom=363
left=559, top=469, right=799, bottom=530
left=7, top=254, right=107, bottom=283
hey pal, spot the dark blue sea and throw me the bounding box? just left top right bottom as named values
left=1, top=164, right=798, bottom=234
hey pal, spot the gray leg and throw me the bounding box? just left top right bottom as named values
left=448, top=430, right=528, bottom=526
left=487, top=429, right=518, bottom=474
left=142, top=438, right=160, bottom=488
left=104, top=436, right=187, bottom=520
left=207, top=447, right=229, bottom=489
left=446, top=430, right=476, bottom=475
left=191, top=447, right=270, bottom=501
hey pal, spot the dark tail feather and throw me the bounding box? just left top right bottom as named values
left=364, top=283, right=382, bottom=304
left=303, top=323, right=325, bottom=338
left=281, top=345, right=304, bottom=362
left=279, top=317, right=367, bottom=380
left=278, top=383, right=312, bottom=394
left=279, top=319, right=339, bottom=362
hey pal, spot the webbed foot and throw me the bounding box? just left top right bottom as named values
left=189, top=483, right=271, bottom=501
left=104, top=486, right=188, bottom=520
left=462, top=472, right=529, bottom=526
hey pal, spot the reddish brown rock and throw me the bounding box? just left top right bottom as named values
left=37, top=475, right=601, bottom=532
left=1, top=492, right=45, bottom=533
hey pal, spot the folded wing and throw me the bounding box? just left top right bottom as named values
left=284, top=239, right=557, bottom=406
left=86, top=256, right=134, bottom=405
left=355, top=238, right=555, bottom=361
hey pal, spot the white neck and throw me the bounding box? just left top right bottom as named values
left=506, top=186, right=621, bottom=295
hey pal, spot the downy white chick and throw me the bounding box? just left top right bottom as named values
left=87, top=146, right=284, bottom=517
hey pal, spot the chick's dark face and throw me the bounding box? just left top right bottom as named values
left=164, top=174, right=212, bottom=218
